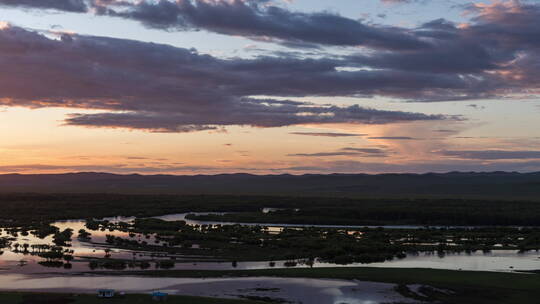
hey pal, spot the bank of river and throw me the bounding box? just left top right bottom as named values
left=0, top=274, right=418, bottom=304
left=1, top=212, right=540, bottom=303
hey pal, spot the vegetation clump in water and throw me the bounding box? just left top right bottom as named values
left=83, top=217, right=540, bottom=265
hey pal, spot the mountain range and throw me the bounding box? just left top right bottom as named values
left=0, top=171, right=539, bottom=199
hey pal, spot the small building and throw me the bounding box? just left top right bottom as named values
left=97, top=289, right=115, bottom=298
left=152, top=291, right=169, bottom=302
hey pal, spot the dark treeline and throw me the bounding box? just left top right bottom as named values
left=187, top=199, right=540, bottom=226
left=86, top=218, right=540, bottom=265
left=0, top=193, right=540, bottom=227
left=0, top=194, right=264, bottom=226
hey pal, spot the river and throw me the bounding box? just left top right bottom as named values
left=0, top=212, right=538, bottom=303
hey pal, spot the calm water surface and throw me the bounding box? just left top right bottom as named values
left=0, top=212, right=538, bottom=303
left=0, top=212, right=538, bottom=274
left=0, top=274, right=418, bottom=304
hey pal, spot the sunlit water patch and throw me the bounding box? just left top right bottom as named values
left=0, top=274, right=418, bottom=304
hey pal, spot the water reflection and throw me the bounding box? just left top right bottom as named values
left=363, top=250, right=540, bottom=272
left=0, top=213, right=538, bottom=274
left=0, top=274, right=416, bottom=304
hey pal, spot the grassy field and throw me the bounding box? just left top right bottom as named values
left=92, top=267, right=540, bottom=304
left=0, top=292, right=264, bottom=304
left=1, top=267, right=539, bottom=303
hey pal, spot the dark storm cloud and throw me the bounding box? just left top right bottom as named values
left=0, top=0, right=88, bottom=12
left=440, top=150, right=540, bottom=160
left=0, top=25, right=449, bottom=132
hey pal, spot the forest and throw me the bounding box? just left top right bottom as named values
left=0, top=193, right=540, bottom=227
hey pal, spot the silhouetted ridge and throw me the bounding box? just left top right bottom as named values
left=0, top=172, right=539, bottom=199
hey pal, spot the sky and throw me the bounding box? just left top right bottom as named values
left=1, top=0, right=540, bottom=175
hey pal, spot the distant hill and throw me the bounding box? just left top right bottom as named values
left=0, top=171, right=540, bottom=199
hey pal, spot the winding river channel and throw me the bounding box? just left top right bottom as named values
left=0, top=212, right=538, bottom=303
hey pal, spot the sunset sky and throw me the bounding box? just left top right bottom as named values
left=1, top=0, right=540, bottom=174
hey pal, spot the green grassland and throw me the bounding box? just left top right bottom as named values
left=91, top=267, right=540, bottom=304
left=0, top=292, right=265, bottom=304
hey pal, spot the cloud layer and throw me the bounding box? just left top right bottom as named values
left=0, top=0, right=427, bottom=49
left=101, top=0, right=427, bottom=50
left=0, top=0, right=538, bottom=102
left=289, top=132, right=364, bottom=137
left=0, top=0, right=88, bottom=12
left=0, top=25, right=449, bottom=132
left=440, top=150, right=540, bottom=160
left=288, top=147, right=389, bottom=158
left=1, top=0, right=540, bottom=133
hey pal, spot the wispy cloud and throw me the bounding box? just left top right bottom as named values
left=289, top=132, right=365, bottom=137
left=368, top=136, right=417, bottom=140
left=0, top=0, right=88, bottom=12
left=288, top=147, right=389, bottom=158
left=440, top=150, right=540, bottom=160
left=284, top=159, right=540, bottom=174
